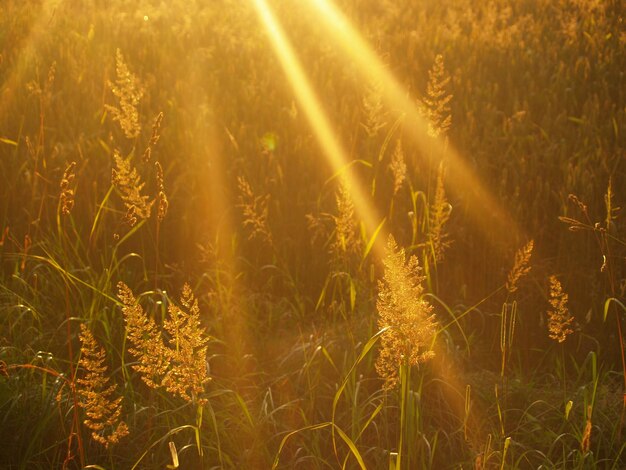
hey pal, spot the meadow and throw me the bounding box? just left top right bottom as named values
left=0, top=0, right=625, bottom=468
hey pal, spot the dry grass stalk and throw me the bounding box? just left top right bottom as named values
left=155, top=161, right=169, bottom=223
left=506, top=240, right=534, bottom=293
left=547, top=275, right=574, bottom=343
left=331, top=179, right=361, bottom=262
left=112, top=150, right=153, bottom=226
left=421, top=54, right=452, bottom=138
left=59, top=161, right=76, bottom=216
left=143, top=112, right=164, bottom=163
left=237, top=175, right=272, bottom=245
left=105, top=49, right=144, bottom=139
left=376, top=235, right=437, bottom=389
left=118, top=282, right=170, bottom=389
left=161, top=284, right=210, bottom=405
left=77, top=324, right=129, bottom=448
left=389, top=140, right=407, bottom=197
left=428, top=162, right=452, bottom=262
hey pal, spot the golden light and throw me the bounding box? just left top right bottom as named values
left=0, top=1, right=54, bottom=123
left=303, top=0, right=524, bottom=250
left=251, top=0, right=388, bottom=260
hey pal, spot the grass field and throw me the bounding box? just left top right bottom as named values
left=1, top=0, right=625, bottom=468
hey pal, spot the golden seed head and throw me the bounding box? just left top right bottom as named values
left=428, top=162, right=452, bottom=263
left=376, top=235, right=437, bottom=390
left=119, top=282, right=211, bottom=405
left=330, top=178, right=361, bottom=264
left=155, top=161, right=168, bottom=223
left=112, top=150, right=154, bottom=226
left=421, top=54, right=452, bottom=138
left=547, top=275, right=574, bottom=343
left=59, top=161, right=76, bottom=216
left=389, top=140, right=407, bottom=197
left=506, top=240, right=534, bottom=293
left=237, top=175, right=272, bottom=245
left=105, top=49, right=144, bottom=139
left=118, top=282, right=170, bottom=389
left=77, top=323, right=129, bottom=448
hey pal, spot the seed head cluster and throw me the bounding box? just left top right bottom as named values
left=376, top=235, right=437, bottom=390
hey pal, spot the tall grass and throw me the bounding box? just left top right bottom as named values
left=0, top=0, right=624, bottom=468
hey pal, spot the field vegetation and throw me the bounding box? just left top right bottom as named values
left=0, top=0, right=625, bottom=468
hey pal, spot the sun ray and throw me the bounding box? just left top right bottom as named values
left=303, top=0, right=524, bottom=251
left=251, top=0, right=388, bottom=260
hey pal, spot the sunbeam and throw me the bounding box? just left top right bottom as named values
left=302, top=0, right=524, bottom=251
left=251, top=0, right=389, bottom=260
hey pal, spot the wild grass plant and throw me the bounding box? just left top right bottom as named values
left=0, top=0, right=625, bottom=468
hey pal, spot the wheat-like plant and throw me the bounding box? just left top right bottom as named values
left=105, top=49, right=144, bottom=139
left=376, top=235, right=437, bottom=390
left=112, top=150, right=154, bottom=226
left=389, top=140, right=407, bottom=197
left=237, top=175, right=272, bottom=245
left=547, top=275, right=574, bottom=343
left=161, top=284, right=210, bottom=405
left=118, top=282, right=170, bottom=389
left=59, top=161, right=76, bottom=216
left=77, top=324, right=129, bottom=448
left=421, top=54, right=452, bottom=138
left=428, top=162, right=452, bottom=262
left=506, top=240, right=534, bottom=293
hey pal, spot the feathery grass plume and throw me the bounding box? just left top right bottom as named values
left=112, top=150, right=154, bottom=226
left=428, top=162, right=452, bottom=262
left=77, top=324, right=129, bottom=448
left=389, top=140, right=407, bottom=197
left=506, top=240, right=534, bottom=293
left=105, top=49, right=144, bottom=139
left=59, top=161, right=76, bottom=216
left=362, top=78, right=387, bottom=137
left=331, top=178, right=361, bottom=262
left=161, top=284, right=210, bottom=405
left=143, top=112, right=164, bottom=163
left=421, top=54, right=452, bottom=138
left=237, top=175, right=272, bottom=245
left=155, top=161, right=168, bottom=223
left=547, top=275, right=574, bottom=343
left=118, top=282, right=169, bottom=389
left=376, top=235, right=437, bottom=390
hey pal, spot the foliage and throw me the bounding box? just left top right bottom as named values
left=0, top=0, right=624, bottom=468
